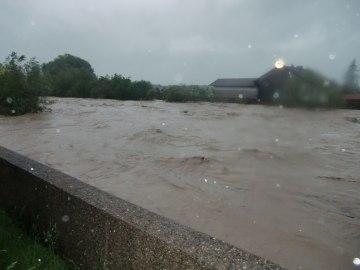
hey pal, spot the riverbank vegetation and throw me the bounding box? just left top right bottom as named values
left=0, top=51, right=352, bottom=116
left=0, top=209, right=69, bottom=270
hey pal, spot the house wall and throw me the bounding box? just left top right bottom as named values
left=0, top=145, right=285, bottom=270
left=213, top=87, right=258, bottom=102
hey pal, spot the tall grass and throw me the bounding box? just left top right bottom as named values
left=0, top=209, right=69, bottom=270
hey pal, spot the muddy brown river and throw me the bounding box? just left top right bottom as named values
left=0, top=97, right=359, bottom=270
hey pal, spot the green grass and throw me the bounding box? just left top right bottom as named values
left=0, top=209, right=69, bottom=270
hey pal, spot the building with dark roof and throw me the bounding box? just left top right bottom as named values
left=209, top=78, right=257, bottom=102
left=210, top=66, right=305, bottom=103
left=256, top=66, right=305, bottom=103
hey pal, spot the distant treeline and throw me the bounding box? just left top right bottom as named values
left=0, top=52, right=214, bottom=115
left=0, top=51, right=352, bottom=116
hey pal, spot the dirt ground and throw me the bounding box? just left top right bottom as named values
left=0, top=97, right=359, bottom=270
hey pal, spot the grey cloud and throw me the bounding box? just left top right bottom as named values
left=0, top=0, right=359, bottom=84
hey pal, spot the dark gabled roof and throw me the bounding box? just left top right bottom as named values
left=256, top=66, right=305, bottom=85
left=210, top=78, right=257, bottom=87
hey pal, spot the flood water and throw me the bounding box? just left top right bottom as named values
left=0, top=97, right=359, bottom=270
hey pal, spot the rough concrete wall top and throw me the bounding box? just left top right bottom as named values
left=0, top=145, right=286, bottom=269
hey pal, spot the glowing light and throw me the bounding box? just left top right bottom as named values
left=275, top=59, right=285, bottom=69
left=353, top=258, right=360, bottom=266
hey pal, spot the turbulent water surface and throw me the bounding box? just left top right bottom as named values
left=1, top=97, right=359, bottom=270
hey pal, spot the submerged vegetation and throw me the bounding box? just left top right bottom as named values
left=0, top=52, right=47, bottom=116
left=162, top=85, right=212, bottom=102
left=0, top=209, right=69, bottom=270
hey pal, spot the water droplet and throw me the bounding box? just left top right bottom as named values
left=238, top=94, right=243, bottom=99
left=213, top=180, right=217, bottom=184
left=328, top=54, right=336, bottom=60
left=279, top=105, right=283, bottom=109
left=275, top=138, right=279, bottom=143
left=196, top=215, right=199, bottom=218
left=293, top=33, right=299, bottom=38
left=30, top=167, right=34, bottom=171
left=204, top=178, right=208, bottom=183
left=273, top=91, right=280, bottom=99
left=341, top=148, right=346, bottom=153
left=56, top=129, right=60, bottom=133
left=6, top=97, right=13, bottom=104
left=323, top=80, right=330, bottom=87
left=247, top=44, right=252, bottom=49
left=276, top=184, right=280, bottom=188
left=61, top=215, right=70, bottom=222
left=225, top=185, right=229, bottom=189
left=67, top=197, right=71, bottom=201
left=11, top=110, right=15, bottom=114
left=91, top=229, right=95, bottom=233
left=353, top=258, right=360, bottom=266
left=38, top=258, right=41, bottom=262
left=161, top=122, right=166, bottom=126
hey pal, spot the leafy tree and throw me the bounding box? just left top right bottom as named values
left=281, top=69, right=344, bottom=108
left=344, top=59, right=360, bottom=93
left=0, top=52, right=46, bottom=115
left=43, top=54, right=96, bottom=97
left=129, top=80, right=153, bottom=100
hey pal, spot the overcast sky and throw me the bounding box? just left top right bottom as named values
left=1, top=0, right=359, bottom=85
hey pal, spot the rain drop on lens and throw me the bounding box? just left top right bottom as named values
left=328, top=54, right=336, bottom=60
left=247, top=44, right=252, bottom=49
left=273, top=92, right=280, bottom=99
left=61, top=215, right=70, bottom=222
left=6, top=97, right=13, bottom=104
left=238, top=94, right=243, bottom=99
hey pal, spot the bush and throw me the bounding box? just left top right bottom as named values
left=162, top=85, right=212, bottom=102
left=0, top=52, right=46, bottom=116
left=43, top=54, right=97, bottom=97
left=280, top=69, right=345, bottom=108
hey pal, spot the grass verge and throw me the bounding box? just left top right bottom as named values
left=0, top=209, right=69, bottom=270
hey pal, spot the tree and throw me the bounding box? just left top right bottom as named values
left=344, top=59, right=360, bottom=93
left=42, top=54, right=96, bottom=97
left=281, top=69, right=344, bottom=108
left=0, top=52, right=46, bottom=115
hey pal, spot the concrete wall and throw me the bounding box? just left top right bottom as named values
left=0, top=145, right=285, bottom=270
